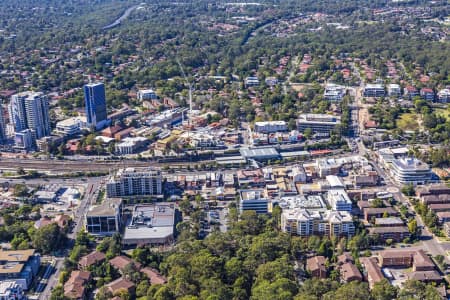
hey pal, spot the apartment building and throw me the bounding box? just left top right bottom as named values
left=281, top=209, right=354, bottom=237
left=106, top=167, right=163, bottom=197
left=420, top=88, right=435, bottom=101
left=327, top=189, right=352, bottom=212
left=404, top=85, right=419, bottom=100
left=0, top=281, right=26, bottom=300
left=137, top=89, right=158, bottom=101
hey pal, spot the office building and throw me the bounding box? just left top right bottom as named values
left=123, top=204, right=178, bottom=246
left=324, top=83, right=345, bottom=101
left=0, top=249, right=40, bottom=290
left=85, top=198, right=122, bottom=236
left=84, top=82, right=108, bottom=130
left=327, top=189, right=352, bottom=212
left=281, top=209, right=354, bottom=237
left=297, top=114, right=341, bottom=135
left=390, top=157, right=432, bottom=185
left=55, top=117, right=86, bottom=136
left=254, top=121, right=287, bottom=133
left=363, top=84, right=385, bottom=97
left=115, top=137, right=148, bottom=155
left=239, top=190, right=269, bottom=214
left=9, top=92, right=51, bottom=147
left=106, top=167, right=163, bottom=198
left=0, top=281, right=26, bottom=300
left=137, top=89, right=158, bottom=101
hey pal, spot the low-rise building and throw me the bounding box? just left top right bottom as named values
left=64, top=270, right=91, bottom=300
left=254, top=121, right=287, bottom=133
left=360, top=257, right=385, bottom=289
left=368, top=226, right=410, bottom=242
left=105, top=278, right=135, bottom=296
left=55, top=117, right=86, bottom=136
left=420, top=88, right=435, bottom=101
left=297, top=114, right=341, bottom=135
left=363, top=83, right=385, bottom=97
left=0, top=249, right=40, bottom=290
left=115, top=137, right=148, bottom=155
left=404, top=85, right=419, bottom=100
left=137, top=89, right=158, bottom=101
left=0, top=281, right=26, bottom=300
left=306, top=256, right=327, bottom=279
left=364, top=207, right=399, bottom=222
left=387, top=84, right=401, bottom=97
left=339, top=262, right=363, bottom=283
left=78, top=251, right=106, bottom=270
left=245, top=76, right=260, bottom=87
left=374, top=217, right=404, bottom=227
left=85, top=198, right=122, bottom=236
left=324, top=83, right=345, bottom=101
left=437, top=89, right=450, bottom=103
left=123, top=204, right=178, bottom=246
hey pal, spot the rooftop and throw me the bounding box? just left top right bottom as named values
left=86, top=198, right=122, bottom=217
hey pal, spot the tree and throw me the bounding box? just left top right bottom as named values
left=398, top=280, right=442, bottom=300
left=401, top=184, right=415, bottom=196
left=324, top=281, right=369, bottom=300
left=371, top=278, right=397, bottom=300
left=32, top=223, right=66, bottom=254
left=13, top=184, right=29, bottom=198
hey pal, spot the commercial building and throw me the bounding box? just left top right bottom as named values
left=0, top=249, right=40, bottom=290
left=297, top=114, right=341, bottom=135
left=137, top=89, right=158, bottom=101
left=324, top=83, right=345, bottom=101
left=9, top=92, right=51, bottom=148
left=281, top=209, right=354, bottom=237
left=55, top=117, right=86, bottom=136
left=254, top=121, right=287, bottom=133
left=363, top=84, right=385, bottom=97
left=239, top=190, right=269, bottom=214
left=390, top=157, right=432, bottom=185
left=327, top=189, right=352, bottom=212
left=0, top=281, right=26, bottom=300
left=84, top=82, right=109, bottom=130
left=387, top=84, right=401, bottom=97
left=85, top=198, right=122, bottom=236
left=106, top=167, right=162, bottom=198
left=115, top=137, right=148, bottom=155
left=123, top=204, right=179, bottom=246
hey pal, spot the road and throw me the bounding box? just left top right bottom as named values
left=39, top=180, right=101, bottom=300
left=103, top=4, right=140, bottom=30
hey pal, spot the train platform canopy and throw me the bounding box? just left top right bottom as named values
left=240, top=147, right=280, bottom=161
